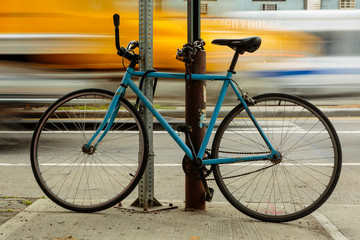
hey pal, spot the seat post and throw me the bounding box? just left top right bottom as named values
left=229, top=52, right=240, bottom=73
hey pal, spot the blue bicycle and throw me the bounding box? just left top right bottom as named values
left=30, top=14, right=342, bottom=222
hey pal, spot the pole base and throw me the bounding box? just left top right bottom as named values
left=115, top=200, right=178, bottom=213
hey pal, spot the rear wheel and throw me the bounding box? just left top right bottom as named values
left=212, top=93, right=342, bottom=222
left=31, top=89, right=148, bottom=212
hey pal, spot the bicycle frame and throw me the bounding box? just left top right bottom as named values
left=85, top=67, right=279, bottom=165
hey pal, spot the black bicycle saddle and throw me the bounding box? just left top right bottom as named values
left=211, top=37, right=261, bottom=54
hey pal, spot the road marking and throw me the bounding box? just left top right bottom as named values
left=312, top=211, right=349, bottom=240
left=0, top=163, right=183, bottom=167
left=0, top=163, right=30, bottom=166
left=343, top=163, right=360, bottom=166
left=1, top=163, right=360, bottom=167
left=1, top=130, right=360, bottom=134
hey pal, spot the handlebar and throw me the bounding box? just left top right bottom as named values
left=113, top=14, right=140, bottom=64
left=113, top=14, right=121, bottom=52
left=113, top=14, right=120, bottom=27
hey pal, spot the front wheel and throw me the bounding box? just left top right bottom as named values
left=212, top=93, right=342, bottom=222
left=30, top=89, right=149, bottom=212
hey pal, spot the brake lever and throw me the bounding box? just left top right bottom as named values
left=127, top=41, right=139, bottom=50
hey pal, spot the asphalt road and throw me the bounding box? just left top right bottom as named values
left=0, top=117, right=359, bottom=239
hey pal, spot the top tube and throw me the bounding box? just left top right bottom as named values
left=126, top=67, right=233, bottom=81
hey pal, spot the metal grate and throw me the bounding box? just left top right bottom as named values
left=340, top=0, right=356, bottom=9
left=307, top=0, right=321, bottom=9
left=201, top=3, right=208, bottom=14
left=262, top=4, right=277, bottom=10
left=308, top=4, right=321, bottom=9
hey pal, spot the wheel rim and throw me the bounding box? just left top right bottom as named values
left=213, top=94, right=341, bottom=221
left=31, top=90, right=147, bottom=211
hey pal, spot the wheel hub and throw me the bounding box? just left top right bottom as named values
left=271, top=152, right=282, bottom=164
left=82, top=144, right=96, bottom=155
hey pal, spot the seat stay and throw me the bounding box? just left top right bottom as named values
left=229, top=81, right=277, bottom=153
left=199, top=79, right=279, bottom=164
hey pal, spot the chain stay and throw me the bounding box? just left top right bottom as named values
left=205, top=149, right=277, bottom=181
left=208, top=163, right=277, bottom=181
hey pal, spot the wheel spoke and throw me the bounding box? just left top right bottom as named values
left=212, top=93, right=341, bottom=222
left=31, top=89, right=148, bottom=212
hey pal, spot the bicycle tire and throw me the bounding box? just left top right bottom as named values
left=31, top=88, right=149, bottom=212
left=211, top=93, right=341, bottom=222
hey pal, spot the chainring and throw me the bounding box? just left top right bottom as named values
left=182, top=156, right=212, bottom=180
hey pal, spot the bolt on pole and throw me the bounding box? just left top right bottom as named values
left=185, top=0, right=207, bottom=210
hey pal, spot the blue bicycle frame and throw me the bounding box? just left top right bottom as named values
left=85, top=67, right=279, bottom=165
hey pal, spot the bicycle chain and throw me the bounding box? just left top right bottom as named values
left=205, top=149, right=277, bottom=181
left=207, top=163, right=277, bottom=181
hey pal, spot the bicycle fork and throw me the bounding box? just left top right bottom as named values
left=82, top=87, right=125, bottom=153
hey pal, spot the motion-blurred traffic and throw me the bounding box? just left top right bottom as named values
left=1, top=1, right=360, bottom=108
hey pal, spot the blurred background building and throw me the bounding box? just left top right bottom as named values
left=160, top=0, right=359, bottom=13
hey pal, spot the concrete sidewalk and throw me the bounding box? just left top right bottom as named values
left=0, top=199, right=343, bottom=240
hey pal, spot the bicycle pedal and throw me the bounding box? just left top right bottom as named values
left=205, top=187, right=214, bottom=202
left=177, top=125, right=192, bottom=133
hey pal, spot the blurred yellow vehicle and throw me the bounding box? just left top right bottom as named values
left=0, top=1, right=319, bottom=72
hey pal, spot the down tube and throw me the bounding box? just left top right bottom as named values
left=197, top=80, right=230, bottom=160
left=127, top=80, right=194, bottom=160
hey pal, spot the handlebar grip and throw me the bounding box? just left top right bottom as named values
left=113, top=14, right=120, bottom=27
left=113, top=14, right=121, bottom=51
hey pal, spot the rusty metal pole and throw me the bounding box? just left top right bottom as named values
left=185, top=0, right=206, bottom=210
